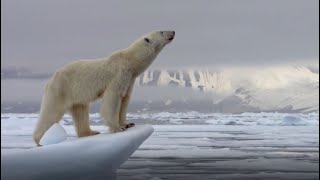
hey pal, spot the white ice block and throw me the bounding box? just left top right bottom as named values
left=39, top=123, right=67, bottom=146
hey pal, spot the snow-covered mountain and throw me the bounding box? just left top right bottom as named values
left=137, top=66, right=319, bottom=113
left=1, top=65, right=318, bottom=113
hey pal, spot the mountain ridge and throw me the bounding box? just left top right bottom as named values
left=136, top=66, right=319, bottom=113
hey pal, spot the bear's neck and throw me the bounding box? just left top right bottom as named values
left=125, top=46, right=159, bottom=77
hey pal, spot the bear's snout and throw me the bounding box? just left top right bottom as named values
left=168, top=31, right=175, bottom=41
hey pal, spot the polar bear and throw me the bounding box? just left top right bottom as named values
left=33, top=31, right=175, bottom=145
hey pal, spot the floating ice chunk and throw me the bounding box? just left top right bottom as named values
left=225, top=120, right=238, bottom=125
left=2, top=125, right=153, bottom=180
left=39, top=123, right=67, bottom=146
left=149, top=177, right=163, bottom=180
left=280, top=116, right=306, bottom=126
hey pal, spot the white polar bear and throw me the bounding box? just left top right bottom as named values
left=33, top=31, right=175, bottom=145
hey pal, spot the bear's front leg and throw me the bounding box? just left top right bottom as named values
left=100, top=91, right=123, bottom=133
left=119, top=79, right=135, bottom=129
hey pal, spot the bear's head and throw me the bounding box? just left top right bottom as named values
left=128, top=31, right=175, bottom=57
left=125, top=31, right=175, bottom=76
left=143, top=31, right=175, bottom=52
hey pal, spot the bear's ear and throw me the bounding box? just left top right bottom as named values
left=144, top=38, right=150, bottom=43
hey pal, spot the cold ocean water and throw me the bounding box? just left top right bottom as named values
left=1, top=112, right=319, bottom=180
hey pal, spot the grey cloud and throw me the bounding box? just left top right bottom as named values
left=1, top=0, right=319, bottom=72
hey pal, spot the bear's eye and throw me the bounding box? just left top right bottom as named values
left=144, top=38, right=150, bottom=43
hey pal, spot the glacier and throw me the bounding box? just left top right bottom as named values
left=136, top=66, right=319, bottom=113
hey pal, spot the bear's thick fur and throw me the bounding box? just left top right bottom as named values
left=33, top=31, right=175, bottom=145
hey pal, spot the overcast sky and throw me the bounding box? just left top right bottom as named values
left=1, top=0, right=319, bottom=73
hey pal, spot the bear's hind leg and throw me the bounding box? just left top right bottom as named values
left=33, top=97, right=65, bottom=145
left=70, top=104, right=100, bottom=137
